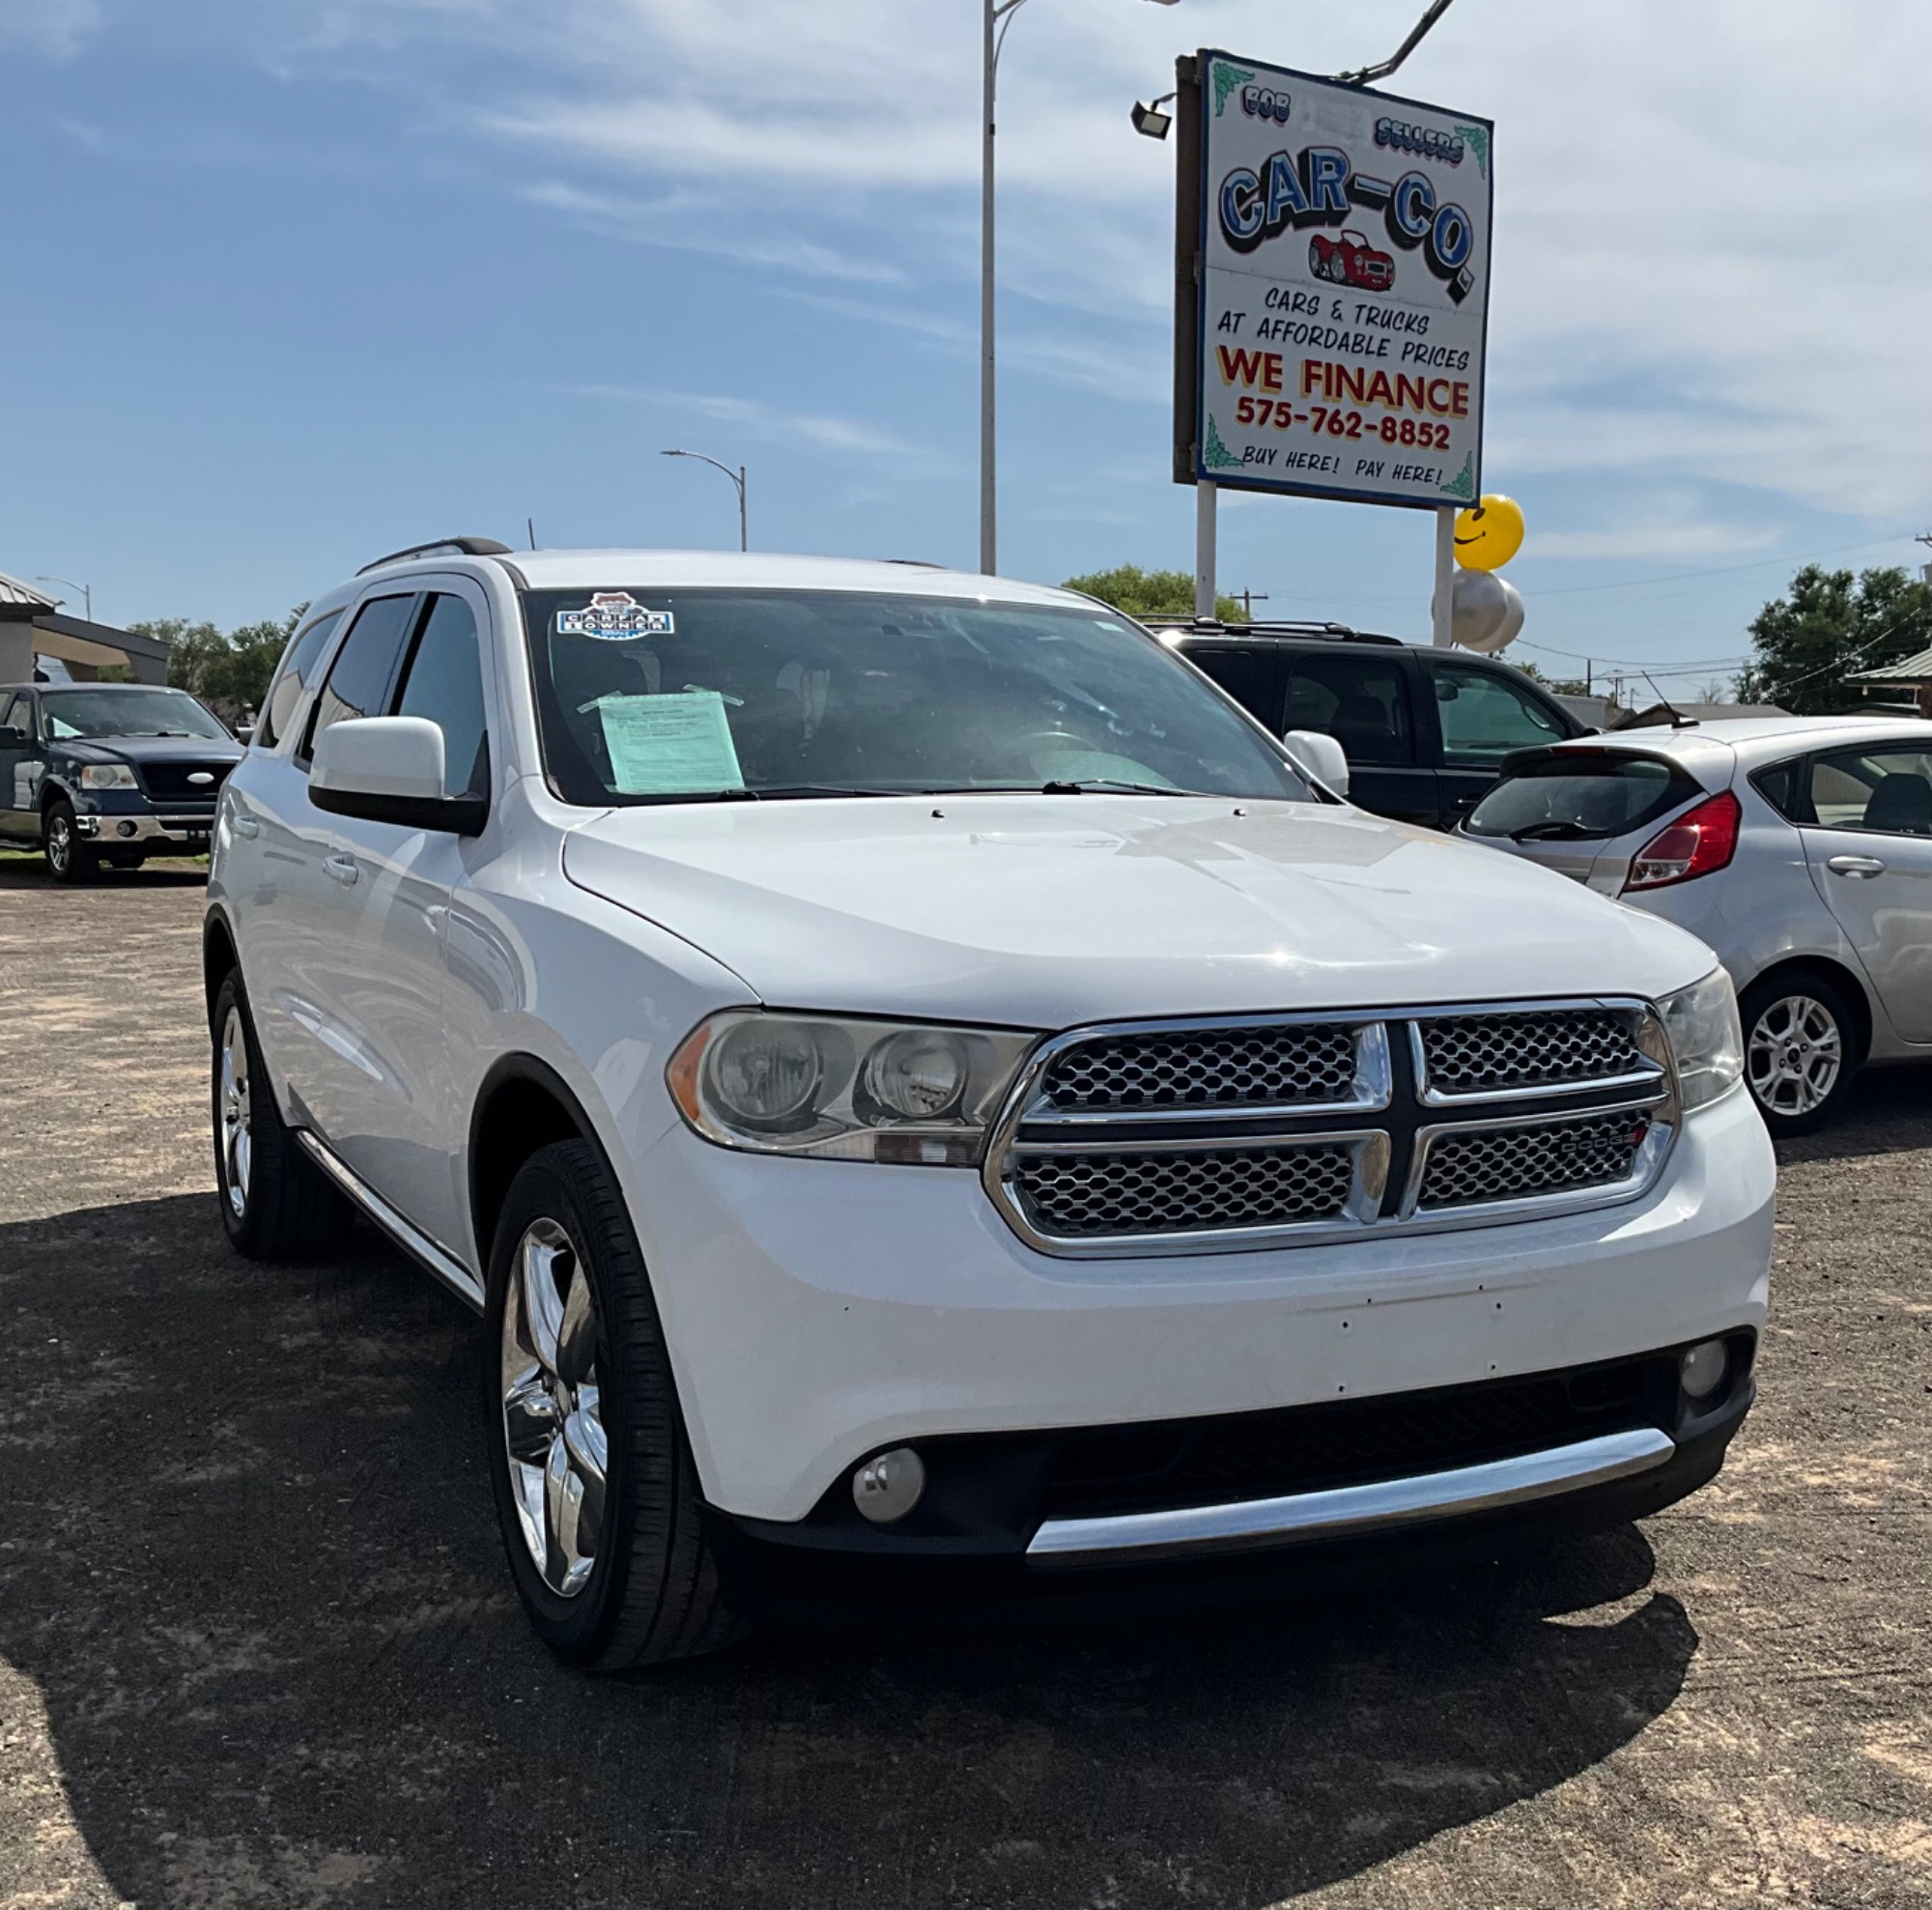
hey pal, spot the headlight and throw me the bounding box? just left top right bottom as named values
left=1656, top=968, right=1744, bottom=1112
left=78, top=764, right=138, bottom=789
left=668, top=1012, right=1035, bottom=1165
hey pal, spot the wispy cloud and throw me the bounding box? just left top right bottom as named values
left=0, top=0, right=101, bottom=57
left=567, top=384, right=923, bottom=460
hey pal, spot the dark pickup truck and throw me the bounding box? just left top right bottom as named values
left=0, top=682, right=243, bottom=882
left=1148, top=620, right=1590, bottom=829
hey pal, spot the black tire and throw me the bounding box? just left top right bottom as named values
left=1739, top=971, right=1861, bottom=1138
left=484, top=1139, right=744, bottom=1669
left=43, top=800, right=96, bottom=884
left=210, top=971, right=355, bottom=1259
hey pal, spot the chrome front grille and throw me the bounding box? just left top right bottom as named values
left=1040, top=1023, right=1362, bottom=1116
left=1015, top=1142, right=1360, bottom=1237
left=1415, top=1108, right=1654, bottom=1212
left=986, top=1001, right=1675, bottom=1257
left=1415, top=1009, right=1649, bottom=1102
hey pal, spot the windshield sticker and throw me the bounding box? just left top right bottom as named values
left=591, top=691, right=744, bottom=796
left=557, top=592, right=675, bottom=641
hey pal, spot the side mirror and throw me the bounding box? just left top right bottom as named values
left=0, top=727, right=26, bottom=747
left=1282, top=728, right=1350, bottom=798
left=310, top=716, right=486, bottom=836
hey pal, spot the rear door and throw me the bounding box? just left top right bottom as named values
left=1428, top=657, right=1574, bottom=828
left=1797, top=742, right=1932, bottom=1042
left=1181, top=644, right=1288, bottom=734
left=1280, top=648, right=1435, bottom=824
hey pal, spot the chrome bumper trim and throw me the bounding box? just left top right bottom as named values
left=75, top=812, right=214, bottom=842
left=294, top=1128, right=485, bottom=1312
left=1025, top=1426, right=1676, bottom=1565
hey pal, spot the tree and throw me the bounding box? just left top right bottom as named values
left=136, top=607, right=306, bottom=723
left=1062, top=565, right=1246, bottom=625
left=1735, top=564, right=1932, bottom=716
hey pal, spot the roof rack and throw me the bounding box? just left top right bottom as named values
left=356, top=535, right=515, bottom=576
left=1139, top=615, right=1403, bottom=648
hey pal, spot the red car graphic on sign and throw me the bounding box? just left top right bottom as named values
left=1309, top=230, right=1396, bottom=292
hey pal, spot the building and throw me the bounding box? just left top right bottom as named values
left=1612, top=700, right=1790, bottom=730
left=1846, top=645, right=1932, bottom=719
left=0, top=572, right=171, bottom=685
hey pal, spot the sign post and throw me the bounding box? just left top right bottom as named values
left=1174, top=50, right=1493, bottom=621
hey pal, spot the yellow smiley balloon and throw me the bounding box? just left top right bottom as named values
left=1453, top=494, right=1525, bottom=571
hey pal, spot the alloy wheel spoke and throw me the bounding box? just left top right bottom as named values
left=543, top=1432, right=594, bottom=1594
left=555, top=1267, right=599, bottom=1388
left=503, top=1368, right=558, bottom=1464
left=519, top=1230, right=569, bottom=1378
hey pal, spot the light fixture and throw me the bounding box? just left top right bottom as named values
left=1131, top=90, right=1177, bottom=139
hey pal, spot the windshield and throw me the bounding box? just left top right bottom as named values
left=522, top=588, right=1312, bottom=806
left=1464, top=750, right=1699, bottom=841
left=40, top=688, right=231, bottom=743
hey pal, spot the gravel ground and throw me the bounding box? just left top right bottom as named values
left=2, top=857, right=1929, bottom=1909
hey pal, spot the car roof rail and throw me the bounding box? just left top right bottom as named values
left=1144, top=615, right=1404, bottom=648
left=355, top=535, right=516, bottom=576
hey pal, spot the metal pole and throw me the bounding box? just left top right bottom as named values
left=1432, top=506, right=1456, bottom=647
left=738, top=467, right=749, bottom=552
left=1194, top=481, right=1217, bottom=620
left=980, top=0, right=998, bottom=576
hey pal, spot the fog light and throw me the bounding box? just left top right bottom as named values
left=852, top=1446, right=925, bottom=1524
left=118, top=820, right=139, bottom=838
left=1680, top=1339, right=1727, bottom=1400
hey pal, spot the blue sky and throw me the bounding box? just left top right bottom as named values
left=5, top=0, right=1929, bottom=692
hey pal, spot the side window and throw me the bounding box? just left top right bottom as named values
left=257, top=611, right=343, bottom=750
left=0, top=695, right=21, bottom=736
left=1806, top=747, right=1932, bottom=836
left=1184, top=647, right=1286, bottom=732
left=301, top=595, right=418, bottom=762
left=1433, top=662, right=1566, bottom=768
left=394, top=593, right=490, bottom=799
left=1750, top=756, right=1813, bottom=824
left=1283, top=653, right=1414, bottom=765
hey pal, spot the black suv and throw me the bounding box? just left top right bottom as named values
left=1154, top=622, right=1589, bottom=828
left=0, top=682, right=242, bottom=881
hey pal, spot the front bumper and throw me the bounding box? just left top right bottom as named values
left=74, top=811, right=213, bottom=845
left=628, top=1082, right=1775, bottom=1530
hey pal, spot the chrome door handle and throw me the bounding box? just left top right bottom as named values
left=231, top=814, right=261, bottom=839
left=324, top=852, right=359, bottom=886
left=1827, top=854, right=1886, bottom=879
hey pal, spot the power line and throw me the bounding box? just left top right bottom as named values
left=1525, top=532, right=1922, bottom=599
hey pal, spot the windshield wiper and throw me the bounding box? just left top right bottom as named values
left=1508, top=820, right=1600, bottom=842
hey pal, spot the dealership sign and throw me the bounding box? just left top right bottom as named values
left=1176, top=51, right=1493, bottom=511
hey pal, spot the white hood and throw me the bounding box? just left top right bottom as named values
left=563, top=794, right=1719, bottom=1028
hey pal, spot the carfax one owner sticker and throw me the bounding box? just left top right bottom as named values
left=1192, top=50, right=1492, bottom=509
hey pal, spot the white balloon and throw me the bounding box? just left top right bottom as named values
left=1433, top=569, right=1505, bottom=649
left=1459, top=576, right=1525, bottom=654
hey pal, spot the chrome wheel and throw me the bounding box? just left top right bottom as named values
left=500, top=1218, right=608, bottom=1598
left=45, top=812, right=71, bottom=875
left=217, top=1007, right=252, bottom=1217
left=1747, top=993, right=1842, bottom=1118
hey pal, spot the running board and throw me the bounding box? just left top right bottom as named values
left=1026, top=1426, right=1676, bottom=1565
left=295, top=1129, right=486, bottom=1313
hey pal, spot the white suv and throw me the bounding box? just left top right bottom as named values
left=205, top=541, right=1775, bottom=1668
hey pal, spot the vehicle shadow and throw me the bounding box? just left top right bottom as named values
left=0, top=851, right=207, bottom=891
left=1778, top=1064, right=1932, bottom=1166
left=0, top=1194, right=1696, bottom=1909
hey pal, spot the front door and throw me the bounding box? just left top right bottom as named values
left=0, top=695, right=40, bottom=839
left=286, top=584, right=497, bottom=1251
left=1430, top=658, right=1573, bottom=829
left=1799, top=741, right=1932, bottom=1042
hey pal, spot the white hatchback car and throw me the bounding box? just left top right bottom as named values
left=205, top=542, right=1773, bottom=1667
left=1463, top=716, right=1932, bottom=1134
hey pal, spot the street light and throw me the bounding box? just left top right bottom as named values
left=980, top=0, right=1181, bottom=579
left=37, top=575, right=92, bottom=622
left=1130, top=91, right=1177, bottom=139
left=660, top=449, right=749, bottom=553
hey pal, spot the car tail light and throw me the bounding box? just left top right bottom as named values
left=1622, top=791, right=1741, bottom=892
